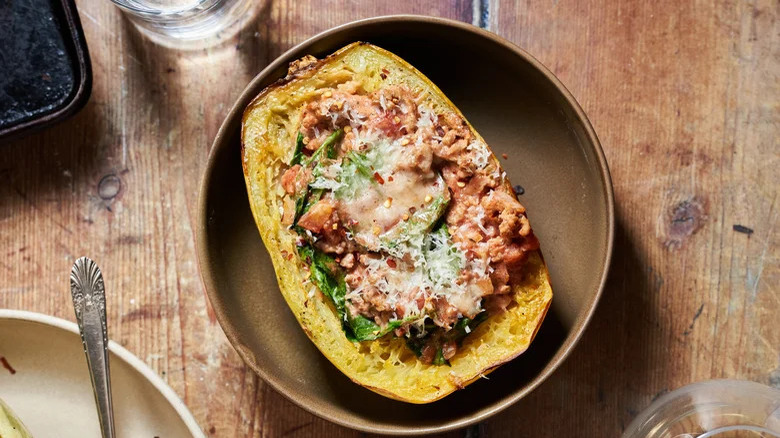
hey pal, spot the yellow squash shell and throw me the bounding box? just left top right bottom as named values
left=241, top=42, right=553, bottom=403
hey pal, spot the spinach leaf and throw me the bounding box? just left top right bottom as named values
left=405, top=312, right=488, bottom=366
left=349, top=313, right=418, bottom=342
left=447, top=312, right=488, bottom=343
left=344, top=151, right=376, bottom=180
left=290, top=132, right=305, bottom=166
left=348, top=315, right=383, bottom=341
left=292, top=188, right=323, bottom=231
left=292, top=193, right=308, bottom=225
left=433, top=348, right=447, bottom=366
left=303, top=129, right=343, bottom=167
left=298, top=244, right=345, bottom=308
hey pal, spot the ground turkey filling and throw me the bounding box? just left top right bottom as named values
left=280, top=81, right=539, bottom=364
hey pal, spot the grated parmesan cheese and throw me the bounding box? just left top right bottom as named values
left=467, top=140, right=491, bottom=169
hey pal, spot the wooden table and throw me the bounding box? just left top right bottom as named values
left=1, top=0, right=777, bottom=436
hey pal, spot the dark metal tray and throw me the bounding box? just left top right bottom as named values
left=0, top=0, right=92, bottom=142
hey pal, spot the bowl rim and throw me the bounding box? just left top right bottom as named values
left=196, top=14, right=615, bottom=435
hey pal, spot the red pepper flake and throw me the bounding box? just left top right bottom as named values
left=381, top=67, right=390, bottom=75
left=388, top=175, right=394, bottom=182
left=1, top=356, right=16, bottom=375
left=386, top=259, right=397, bottom=268
left=280, top=250, right=289, bottom=259
left=501, top=153, right=508, bottom=160
left=380, top=72, right=387, bottom=80
left=349, top=219, right=359, bottom=227
left=287, top=253, right=294, bottom=261
left=373, top=172, right=385, bottom=184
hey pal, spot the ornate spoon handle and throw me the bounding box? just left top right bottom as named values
left=70, top=257, right=115, bottom=438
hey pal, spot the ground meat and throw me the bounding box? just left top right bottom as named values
left=355, top=286, right=392, bottom=314
left=285, top=82, right=541, bottom=358
left=299, top=84, right=428, bottom=156
left=428, top=112, right=484, bottom=176
left=484, top=293, right=513, bottom=314
left=445, top=173, right=539, bottom=287
left=315, top=210, right=350, bottom=255
left=347, top=275, right=425, bottom=326
left=339, top=252, right=355, bottom=269
left=441, top=341, right=458, bottom=360
left=416, top=333, right=458, bottom=364
left=300, top=86, right=373, bottom=151
left=490, top=262, right=510, bottom=291
left=300, top=103, right=332, bottom=151
left=432, top=296, right=460, bottom=329
left=372, top=86, right=418, bottom=136
left=397, top=138, right=434, bottom=173
left=420, top=343, right=437, bottom=364
left=344, top=264, right=365, bottom=289
left=482, top=190, right=529, bottom=237
left=280, top=164, right=310, bottom=195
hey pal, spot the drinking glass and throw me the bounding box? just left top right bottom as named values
left=108, top=0, right=261, bottom=48
left=623, top=380, right=780, bottom=438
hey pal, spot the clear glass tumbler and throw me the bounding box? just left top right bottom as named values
left=108, top=0, right=261, bottom=48
left=623, top=380, right=780, bottom=438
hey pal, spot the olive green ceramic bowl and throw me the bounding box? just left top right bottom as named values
left=197, top=15, right=614, bottom=435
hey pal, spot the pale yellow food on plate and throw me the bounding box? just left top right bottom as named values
left=241, top=42, right=552, bottom=403
left=0, top=398, right=32, bottom=438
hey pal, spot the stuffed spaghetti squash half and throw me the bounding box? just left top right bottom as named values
left=241, top=42, right=552, bottom=403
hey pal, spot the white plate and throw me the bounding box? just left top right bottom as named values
left=0, top=310, right=205, bottom=438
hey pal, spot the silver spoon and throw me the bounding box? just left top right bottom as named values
left=70, top=257, right=116, bottom=438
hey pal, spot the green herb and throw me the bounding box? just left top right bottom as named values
left=331, top=149, right=382, bottom=201
left=303, top=129, right=343, bottom=167
left=292, top=192, right=308, bottom=225
left=291, top=130, right=343, bottom=231
left=292, top=187, right=323, bottom=229
left=432, top=348, right=447, bottom=366
left=449, top=312, right=488, bottom=342
left=290, top=132, right=305, bottom=166
left=381, top=194, right=450, bottom=251
left=344, top=151, right=376, bottom=180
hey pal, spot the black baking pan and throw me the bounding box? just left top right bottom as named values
left=0, top=0, right=92, bottom=142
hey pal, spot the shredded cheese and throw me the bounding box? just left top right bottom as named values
left=467, top=140, right=491, bottom=169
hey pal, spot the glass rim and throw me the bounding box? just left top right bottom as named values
left=107, top=0, right=217, bottom=17
left=623, top=379, right=780, bottom=438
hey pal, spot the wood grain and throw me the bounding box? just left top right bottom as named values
left=0, top=0, right=777, bottom=436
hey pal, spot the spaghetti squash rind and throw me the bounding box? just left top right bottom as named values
left=241, top=42, right=552, bottom=403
